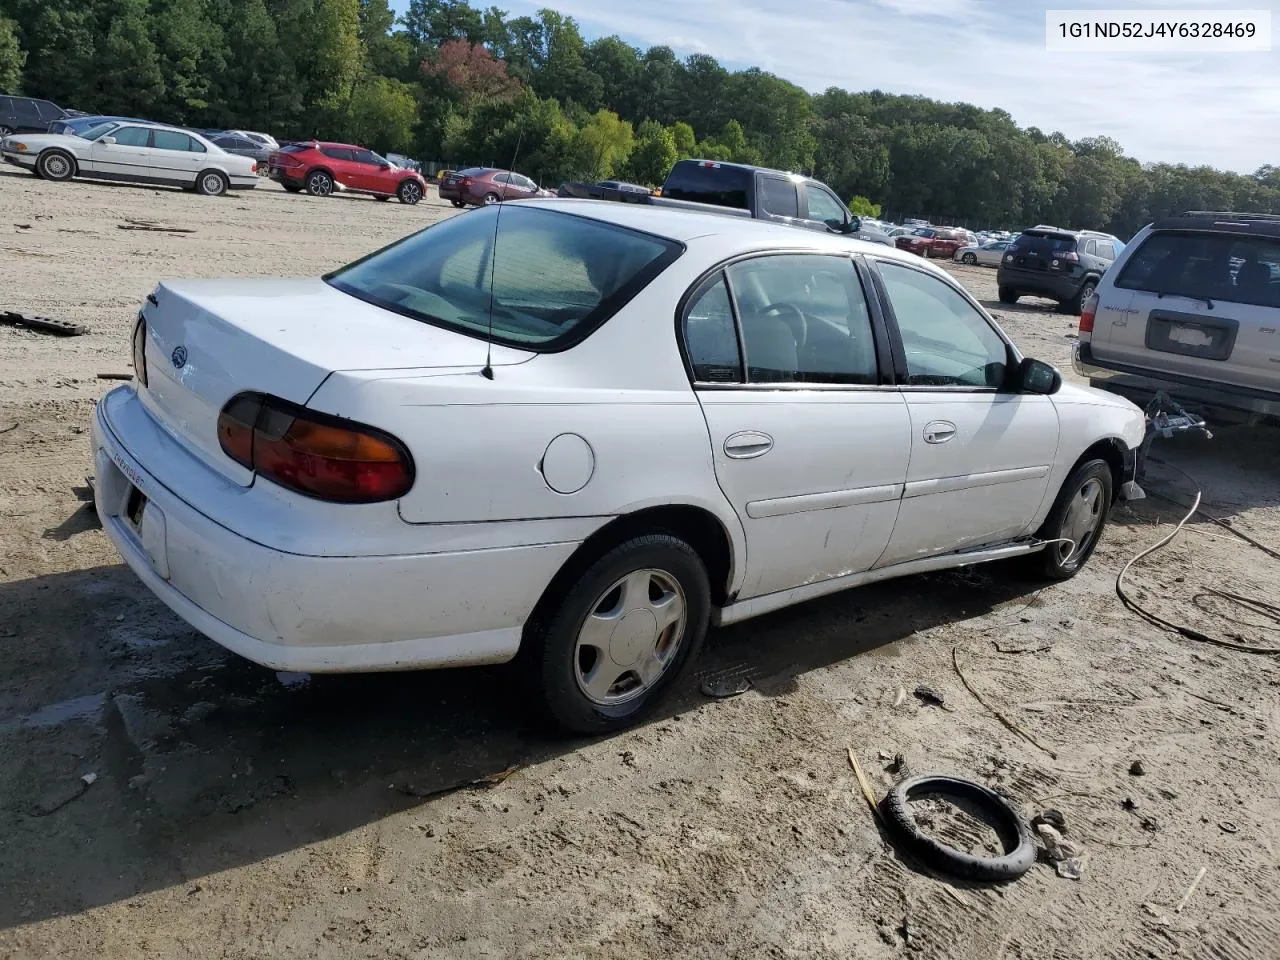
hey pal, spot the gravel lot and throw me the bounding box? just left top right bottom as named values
left=2, top=166, right=1279, bottom=960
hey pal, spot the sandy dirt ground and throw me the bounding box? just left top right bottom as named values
left=2, top=166, right=1279, bottom=960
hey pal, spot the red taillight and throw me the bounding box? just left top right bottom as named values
left=459, top=176, right=473, bottom=186
left=1079, top=291, right=1099, bottom=336
left=216, top=393, right=414, bottom=503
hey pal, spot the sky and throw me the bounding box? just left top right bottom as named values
left=391, top=0, right=1280, bottom=174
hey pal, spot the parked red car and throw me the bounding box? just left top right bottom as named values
left=438, top=167, right=553, bottom=207
left=267, top=141, right=427, bottom=204
left=895, top=227, right=968, bottom=259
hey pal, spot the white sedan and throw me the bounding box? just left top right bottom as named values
left=2, top=120, right=258, bottom=195
left=92, top=201, right=1146, bottom=733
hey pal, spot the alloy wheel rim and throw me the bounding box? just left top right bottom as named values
left=44, top=155, right=69, bottom=177
left=203, top=174, right=222, bottom=194
left=312, top=175, right=331, bottom=195
left=1057, top=477, right=1104, bottom=567
left=403, top=182, right=421, bottom=203
left=573, top=568, right=687, bottom=706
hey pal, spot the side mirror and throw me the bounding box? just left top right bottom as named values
left=99, top=135, right=117, bottom=145
left=1018, top=357, right=1062, bottom=394
left=826, top=218, right=858, bottom=234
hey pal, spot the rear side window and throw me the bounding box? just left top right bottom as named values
left=760, top=177, right=799, bottom=218
left=321, top=147, right=354, bottom=160
left=326, top=206, right=684, bottom=349
left=153, top=130, right=200, bottom=152
left=1116, top=231, right=1280, bottom=308
left=37, top=101, right=64, bottom=120
left=662, top=161, right=751, bottom=209
left=683, top=276, right=742, bottom=382
left=13, top=98, right=40, bottom=121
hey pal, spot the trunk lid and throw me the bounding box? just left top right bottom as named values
left=137, top=277, right=530, bottom=484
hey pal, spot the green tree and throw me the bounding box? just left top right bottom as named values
left=0, top=16, right=25, bottom=92
left=849, top=195, right=880, bottom=217
left=624, top=119, right=676, bottom=185
left=573, top=108, right=633, bottom=180
left=669, top=120, right=696, bottom=157
left=341, top=75, right=417, bottom=152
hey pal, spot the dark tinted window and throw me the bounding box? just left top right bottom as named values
left=321, top=147, right=354, bottom=160
left=36, top=100, right=64, bottom=120
left=760, top=177, right=799, bottom=218
left=279, top=143, right=309, bottom=154
left=1116, top=231, right=1280, bottom=308
left=327, top=206, right=683, bottom=349
left=1010, top=231, right=1078, bottom=255
left=728, top=254, right=878, bottom=385
left=662, top=161, right=752, bottom=209
left=0, top=97, right=10, bottom=114
left=12, top=98, right=40, bottom=121
left=352, top=148, right=379, bottom=164
left=683, top=276, right=742, bottom=382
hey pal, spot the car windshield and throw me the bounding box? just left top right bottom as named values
left=1116, top=231, right=1280, bottom=308
left=326, top=206, right=684, bottom=349
left=80, top=121, right=123, bottom=141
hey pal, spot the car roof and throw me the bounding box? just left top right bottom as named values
left=673, top=158, right=817, bottom=183
left=1152, top=212, right=1280, bottom=238
left=521, top=199, right=949, bottom=266
left=314, top=141, right=366, bottom=150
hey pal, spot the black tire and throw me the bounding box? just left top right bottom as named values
left=195, top=169, right=228, bottom=196
left=1028, top=458, right=1114, bottom=580
left=0, top=125, right=12, bottom=137
left=961, top=252, right=977, bottom=265
left=450, top=199, right=465, bottom=208
left=525, top=534, right=711, bottom=735
left=1061, top=278, right=1097, bottom=316
left=305, top=170, right=333, bottom=197
left=482, top=191, right=501, bottom=205
left=374, top=194, right=391, bottom=201
left=880, top=776, right=1036, bottom=882
left=998, top=286, right=1019, bottom=304
left=282, top=183, right=303, bottom=193
left=36, top=149, right=76, bottom=182
left=397, top=179, right=423, bottom=205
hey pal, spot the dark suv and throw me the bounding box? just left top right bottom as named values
left=997, top=226, right=1124, bottom=314
left=0, top=95, right=69, bottom=135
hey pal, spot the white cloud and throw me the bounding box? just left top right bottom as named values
left=393, top=0, right=1280, bottom=173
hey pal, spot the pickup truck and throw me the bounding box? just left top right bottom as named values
left=557, top=159, right=893, bottom=245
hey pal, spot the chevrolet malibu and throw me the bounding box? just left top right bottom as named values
left=92, top=201, right=1146, bottom=733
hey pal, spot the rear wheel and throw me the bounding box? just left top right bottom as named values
left=282, top=182, right=302, bottom=193
left=525, top=535, right=711, bottom=734
left=397, top=179, right=423, bottom=205
left=306, top=170, right=333, bottom=197
left=998, top=286, right=1019, bottom=304
left=1061, top=278, right=1097, bottom=315
left=195, top=170, right=228, bottom=196
left=36, top=149, right=76, bottom=182
left=961, top=252, right=977, bottom=265
left=482, top=191, right=501, bottom=205
left=1027, top=459, right=1113, bottom=580
left=450, top=199, right=465, bottom=208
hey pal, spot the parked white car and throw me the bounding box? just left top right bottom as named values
left=955, top=239, right=1012, bottom=266
left=1, top=120, right=258, bottom=195
left=92, top=201, right=1146, bottom=733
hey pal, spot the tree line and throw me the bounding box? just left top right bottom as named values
left=2, top=0, right=1278, bottom=237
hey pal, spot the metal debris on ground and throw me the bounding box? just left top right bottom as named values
left=1, top=311, right=90, bottom=336
left=1219, top=820, right=1239, bottom=834
left=97, top=372, right=134, bottom=381
left=699, top=665, right=753, bottom=699
left=1036, top=822, right=1085, bottom=879
left=1031, top=809, right=1068, bottom=835
left=118, top=218, right=197, bottom=234
left=1175, top=866, right=1207, bottom=913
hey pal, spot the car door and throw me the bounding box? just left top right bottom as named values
left=509, top=173, right=538, bottom=199
left=799, top=182, right=853, bottom=235
left=148, top=129, right=205, bottom=185
left=320, top=147, right=358, bottom=187
left=870, top=257, right=1060, bottom=566
left=87, top=125, right=156, bottom=180
left=682, top=252, right=911, bottom=598
left=347, top=148, right=387, bottom=192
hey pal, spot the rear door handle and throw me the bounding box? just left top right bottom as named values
left=724, top=431, right=774, bottom=459
left=923, top=420, right=957, bottom=444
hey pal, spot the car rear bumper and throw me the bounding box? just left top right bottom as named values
left=1073, top=341, right=1280, bottom=417
left=92, top=388, right=581, bottom=673
left=997, top=267, right=1081, bottom=300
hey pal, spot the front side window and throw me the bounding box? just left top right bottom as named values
left=877, top=260, right=1008, bottom=388
left=81, top=121, right=123, bottom=141
left=726, top=254, right=878, bottom=385
left=683, top=276, right=742, bottom=383
left=327, top=205, right=683, bottom=349
left=760, top=177, right=799, bottom=218
left=109, top=126, right=152, bottom=147
left=352, top=148, right=379, bottom=164
left=1116, top=231, right=1280, bottom=308
left=804, top=187, right=847, bottom=224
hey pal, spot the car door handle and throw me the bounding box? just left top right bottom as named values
left=923, top=421, right=957, bottom=444
left=724, top=431, right=774, bottom=459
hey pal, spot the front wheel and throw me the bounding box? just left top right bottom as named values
left=961, top=252, right=977, bottom=265
left=397, top=179, right=423, bottom=205
left=1028, top=459, right=1113, bottom=580
left=195, top=170, right=228, bottom=196
left=0, top=125, right=12, bottom=137
left=450, top=199, right=465, bottom=208
left=525, top=535, right=711, bottom=734
left=306, top=170, right=333, bottom=197
left=37, top=149, right=76, bottom=181
left=998, top=286, right=1019, bottom=304
left=282, top=183, right=302, bottom=193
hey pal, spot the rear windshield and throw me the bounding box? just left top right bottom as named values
left=1116, top=231, right=1280, bottom=308
left=662, top=161, right=752, bottom=209
left=326, top=206, right=684, bottom=350
left=278, top=143, right=308, bottom=153
left=1010, top=231, right=1078, bottom=254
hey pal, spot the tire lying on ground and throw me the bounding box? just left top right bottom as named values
left=879, top=775, right=1036, bottom=882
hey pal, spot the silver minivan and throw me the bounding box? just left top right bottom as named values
left=1074, top=211, right=1280, bottom=420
